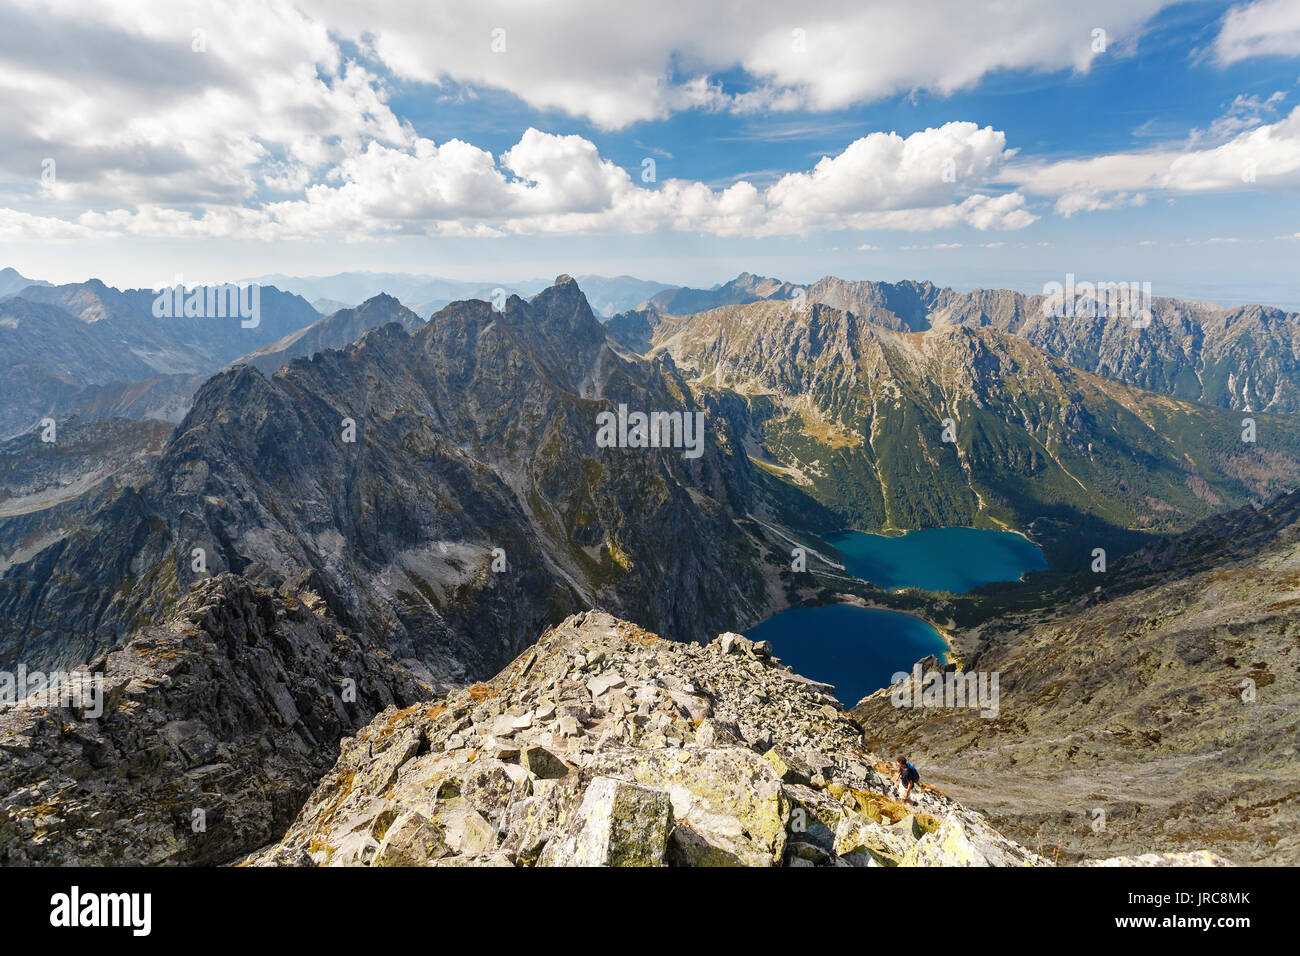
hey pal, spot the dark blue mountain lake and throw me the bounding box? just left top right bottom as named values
left=744, top=527, right=1046, bottom=704
left=827, top=527, right=1047, bottom=593
left=745, top=604, right=947, bottom=707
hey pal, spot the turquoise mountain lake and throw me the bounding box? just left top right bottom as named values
left=827, top=527, right=1047, bottom=593
left=745, top=604, right=947, bottom=707
left=744, top=527, right=1046, bottom=705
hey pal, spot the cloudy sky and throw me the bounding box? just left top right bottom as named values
left=3, top=0, right=1300, bottom=305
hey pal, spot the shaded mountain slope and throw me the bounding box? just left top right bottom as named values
left=0, top=574, right=426, bottom=865
left=0, top=417, right=172, bottom=574
left=0, top=280, right=320, bottom=436
left=0, top=278, right=804, bottom=680
left=15, top=278, right=320, bottom=369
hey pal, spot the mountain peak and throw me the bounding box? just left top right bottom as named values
left=356, top=292, right=403, bottom=310
left=524, top=273, right=603, bottom=344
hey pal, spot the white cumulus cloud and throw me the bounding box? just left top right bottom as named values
left=1213, top=0, right=1300, bottom=64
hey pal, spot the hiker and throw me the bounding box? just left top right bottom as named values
left=897, top=756, right=920, bottom=805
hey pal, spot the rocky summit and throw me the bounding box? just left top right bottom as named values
left=247, top=610, right=1215, bottom=867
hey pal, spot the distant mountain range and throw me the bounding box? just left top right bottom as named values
left=0, top=280, right=412, bottom=437
left=11, top=265, right=1297, bottom=418
left=247, top=271, right=676, bottom=319
left=234, top=294, right=424, bottom=377
left=646, top=271, right=801, bottom=315
left=0, top=267, right=49, bottom=298
left=618, top=274, right=1300, bottom=414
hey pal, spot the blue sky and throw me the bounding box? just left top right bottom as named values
left=2, top=0, right=1299, bottom=306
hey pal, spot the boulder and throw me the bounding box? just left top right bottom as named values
left=538, top=777, right=673, bottom=867
left=373, top=811, right=449, bottom=866
left=521, top=745, right=570, bottom=780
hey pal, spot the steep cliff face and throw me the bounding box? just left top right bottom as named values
left=605, top=306, right=667, bottom=355
left=0, top=278, right=786, bottom=679
left=851, top=488, right=1300, bottom=865
left=651, top=298, right=1300, bottom=565
left=0, top=574, right=426, bottom=865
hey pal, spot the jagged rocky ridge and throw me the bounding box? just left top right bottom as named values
left=247, top=610, right=1222, bottom=867
left=802, top=276, right=1300, bottom=414
left=620, top=273, right=1300, bottom=415
left=0, top=277, right=805, bottom=681
left=0, top=574, right=426, bottom=865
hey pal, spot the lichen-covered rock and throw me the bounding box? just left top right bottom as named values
left=373, top=811, right=448, bottom=867
left=584, top=745, right=788, bottom=866
left=538, top=777, right=672, bottom=866
left=901, top=813, right=1044, bottom=867
left=521, top=746, right=570, bottom=780
left=248, top=610, right=1055, bottom=867
left=764, top=747, right=813, bottom=786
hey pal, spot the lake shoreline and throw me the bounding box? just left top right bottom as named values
left=836, top=523, right=1040, bottom=545
left=827, top=526, right=1047, bottom=592
left=745, top=526, right=1042, bottom=702
left=745, top=602, right=951, bottom=707
left=830, top=592, right=956, bottom=664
